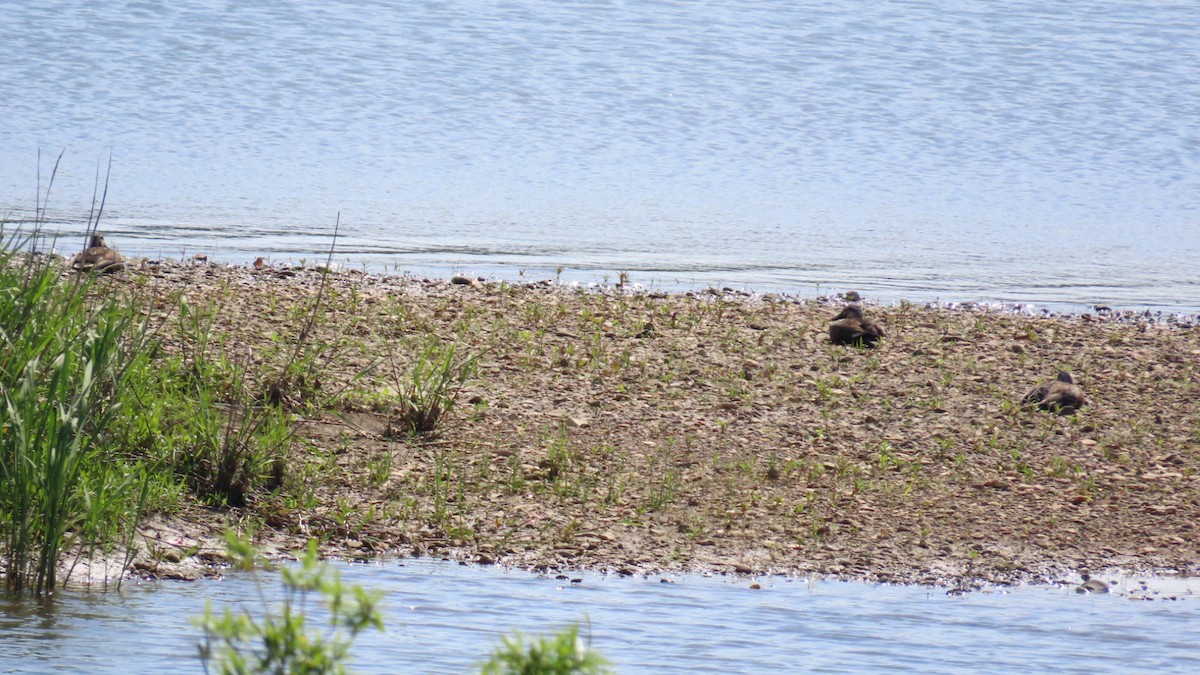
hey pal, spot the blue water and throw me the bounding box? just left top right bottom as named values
left=1, top=1, right=1198, bottom=310
left=2, top=559, right=1199, bottom=673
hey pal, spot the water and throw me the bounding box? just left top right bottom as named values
left=1, top=1, right=1198, bottom=311
left=2, top=559, right=1199, bottom=673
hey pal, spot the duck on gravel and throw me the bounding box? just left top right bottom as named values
left=70, top=233, right=125, bottom=274
left=828, top=304, right=886, bottom=347
left=1023, top=371, right=1085, bottom=414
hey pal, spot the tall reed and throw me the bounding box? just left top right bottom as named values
left=0, top=226, right=146, bottom=595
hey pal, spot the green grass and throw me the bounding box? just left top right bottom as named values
left=384, top=336, right=480, bottom=438
left=110, top=297, right=295, bottom=508
left=0, top=178, right=351, bottom=592
left=0, top=230, right=150, bottom=594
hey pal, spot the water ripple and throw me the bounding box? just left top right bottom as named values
left=1, top=0, right=1197, bottom=311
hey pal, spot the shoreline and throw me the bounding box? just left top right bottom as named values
left=74, top=256, right=1200, bottom=589
left=13, top=227, right=1200, bottom=317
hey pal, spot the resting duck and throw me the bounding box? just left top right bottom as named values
left=1023, top=371, right=1085, bottom=414
left=828, top=304, right=885, bottom=347
left=1075, top=572, right=1109, bottom=594
left=70, top=234, right=124, bottom=274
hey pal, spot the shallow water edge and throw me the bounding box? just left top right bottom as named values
left=5, top=557, right=1200, bottom=674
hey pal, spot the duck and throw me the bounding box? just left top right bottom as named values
left=1075, top=572, right=1109, bottom=594
left=1023, top=371, right=1085, bottom=414
left=70, top=233, right=124, bottom=274
left=828, top=304, right=885, bottom=347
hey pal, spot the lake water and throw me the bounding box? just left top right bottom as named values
left=1, top=0, right=1198, bottom=312
left=3, top=558, right=1200, bottom=673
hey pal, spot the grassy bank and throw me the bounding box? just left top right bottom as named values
left=0, top=238, right=149, bottom=594
left=5, top=248, right=1200, bottom=590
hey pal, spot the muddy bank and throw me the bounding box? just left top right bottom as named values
left=102, top=258, right=1200, bottom=588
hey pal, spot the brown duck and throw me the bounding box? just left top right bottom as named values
left=70, top=233, right=124, bottom=274
left=1075, top=571, right=1109, bottom=594
left=829, top=304, right=885, bottom=347
left=1023, top=371, right=1085, bottom=414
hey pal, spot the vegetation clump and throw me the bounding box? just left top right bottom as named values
left=196, top=533, right=607, bottom=674
left=0, top=232, right=149, bottom=594
left=195, top=533, right=384, bottom=675
left=480, top=623, right=612, bottom=675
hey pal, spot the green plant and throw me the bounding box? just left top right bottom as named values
left=0, top=216, right=150, bottom=594
left=192, top=372, right=293, bottom=507
left=195, top=533, right=384, bottom=675
left=386, top=336, right=480, bottom=437
left=263, top=221, right=358, bottom=410
left=366, top=445, right=395, bottom=487
left=480, top=623, right=611, bottom=675
left=153, top=308, right=294, bottom=506
left=113, top=294, right=301, bottom=508
left=541, top=427, right=579, bottom=486
left=875, top=441, right=896, bottom=471
left=642, top=466, right=678, bottom=512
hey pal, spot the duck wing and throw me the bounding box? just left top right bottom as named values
left=861, top=318, right=885, bottom=338
left=1041, top=381, right=1085, bottom=412
left=71, top=246, right=124, bottom=273
left=829, top=320, right=882, bottom=346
